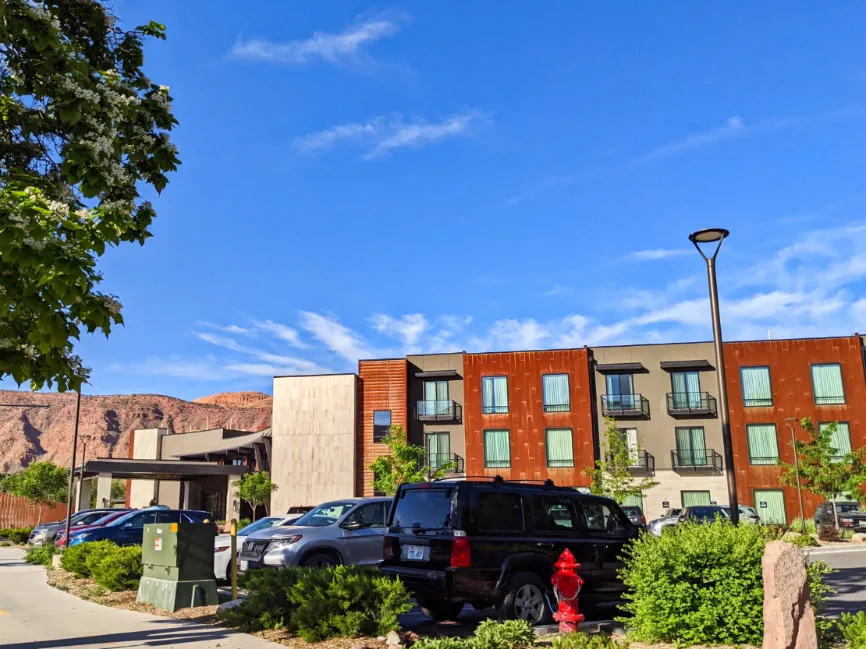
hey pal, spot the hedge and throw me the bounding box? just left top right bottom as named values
left=0, top=527, right=33, bottom=545
left=60, top=540, right=116, bottom=578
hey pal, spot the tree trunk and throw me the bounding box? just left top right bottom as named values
left=252, top=503, right=257, bottom=522
left=831, top=497, right=839, bottom=531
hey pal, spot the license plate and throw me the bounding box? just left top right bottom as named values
left=402, top=545, right=429, bottom=561
left=239, top=560, right=248, bottom=571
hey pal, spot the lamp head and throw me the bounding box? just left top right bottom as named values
left=689, top=228, right=730, bottom=261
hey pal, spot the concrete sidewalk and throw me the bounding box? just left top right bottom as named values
left=0, top=547, right=280, bottom=649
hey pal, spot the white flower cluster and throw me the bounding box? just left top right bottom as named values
left=23, top=237, right=46, bottom=251
left=99, top=198, right=134, bottom=214
left=48, top=200, right=70, bottom=217
left=78, top=132, right=114, bottom=157
left=102, top=297, right=122, bottom=316
left=75, top=208, right=91, bottom=219
left=58, top=76, right=100, bottom=104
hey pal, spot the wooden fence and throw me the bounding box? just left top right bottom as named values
left=0, top=492, right=68, bottom=528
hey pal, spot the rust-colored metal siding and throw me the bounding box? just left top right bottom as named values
left=724, top=336, right=866, bottom=521
left=357, top=359, right=408, bottom=496
left=463, top=349, right=594, bottom=486
left=0, top=492, right=67, bottom=528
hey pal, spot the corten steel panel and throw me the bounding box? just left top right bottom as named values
left=463, top=349, right=594, bottom=486
left=357, top=359, right=408, bottom=496
left=724, top=336, right=866, bottom=522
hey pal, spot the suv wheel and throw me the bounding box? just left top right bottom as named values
left=300, top=552, right=338, bottom=567
left=497, top=572, right=552, bottom=625
left=417, top=598, right=464, bottom=622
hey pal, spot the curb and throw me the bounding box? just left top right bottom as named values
left=804, top=545, right=866, bottom=555
left=533, top=620, right=622, bottom=636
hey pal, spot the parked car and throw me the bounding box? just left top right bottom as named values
left=68, top=509, right=213, bottom=546
left=380, top=478, right=639, bottom=625
left=620, top=505, right=646, bottom=529
left=238, top=497, right=392, bottom=571
left=814, top=501, right=866, bottom=531
left=721, top=505, right=761, bottom=524
left=214, top=514, right=301, bottom=580
left=55, top=510, right=133, bottom=547
left=677, top=506, right=730, bottom=524
left=647, top=508, right=682, bottom=536
left=287, top=506, right=313, bottom=515
left=28, top=509, right=123, bottom=546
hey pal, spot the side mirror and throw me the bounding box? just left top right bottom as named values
left=342, top=521, right=362, bottom=531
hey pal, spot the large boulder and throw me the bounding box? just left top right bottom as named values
left=763, top=541, right=818, bottom=649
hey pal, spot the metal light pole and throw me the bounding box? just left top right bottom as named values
left=689, top=228, right=739, bottom=525
left=63, top=390, right=82, bottom=550
left=78, top=439, right=88, bottom=510
left=785, top=417, right=807, bottom=533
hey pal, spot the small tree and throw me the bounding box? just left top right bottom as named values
left=584, top=417, right=659, bottom=506
left=12, top=461, right=67, bottom=523
left=780, top=418, right=866, bottom=529
left=233, top=471, right=277, bottom=521
left=369, top=425, right=455, bottom=496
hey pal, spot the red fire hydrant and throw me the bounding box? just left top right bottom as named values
left=551, top=548, right=584, bottom=633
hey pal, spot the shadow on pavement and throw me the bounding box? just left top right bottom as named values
left=823, top=566, right=866, bottom=616
left=0, top=621, right=234, bottom=649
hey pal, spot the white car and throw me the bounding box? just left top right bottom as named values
left=214, top=515, right=301, bottom=580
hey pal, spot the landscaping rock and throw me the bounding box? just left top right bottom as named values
left=851, top=533, right=866, bottom=543
left=762, top=541, right=818, bottom=649
left=217, top=598, right=244, bottom=613
left=385, top=631, right=402, bottom=647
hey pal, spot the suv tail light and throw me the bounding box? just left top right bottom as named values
left=641, top=515, right=647, bottom=525
left=451, top=530, right=471, bottom=567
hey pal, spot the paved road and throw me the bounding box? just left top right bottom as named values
left=0, top=547, right=280, bottom=649
left=806, top=545, right=866, bottom=616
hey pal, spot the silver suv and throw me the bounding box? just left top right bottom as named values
left=238, top=497, right=392, bottom=570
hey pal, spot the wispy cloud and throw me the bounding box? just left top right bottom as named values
left=370, top=313, right=429, bottom=349
left=629, top=248, right=691, bottom=261
left=299, top=311, right=372, bottom=362
left=540, top=284, right=574, bottom=297
left=252, top=320, right=307, bottom=348
left=196, top=322, right=254, bottom=336
left=635, top=116, right=746, bottom=164
left=295, top=112, right=486, bottom=159
left=229, top=13, right=405, bottom=66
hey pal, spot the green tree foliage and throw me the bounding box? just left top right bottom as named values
left=11, top=461, right=67, bottom=523
left=88, top=478, right=125, bottom=508
left=584, top=417, right=659, bottom=505
left=0, top=472, right=21, bottom=493
left=0, top=0, right=180, bottom=391
left=369, top=425, right=454, bottom=496
left=233, top=471, right=277, bottom=521
left=779, top=418, right=866, bottom=529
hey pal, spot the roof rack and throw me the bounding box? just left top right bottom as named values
left=431, top=475, right=558, bottom=489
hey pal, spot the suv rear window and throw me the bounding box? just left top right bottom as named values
left=393, top=487, right=455, bottom=532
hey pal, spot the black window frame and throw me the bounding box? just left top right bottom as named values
left=680, top=490, right=711, bottom=508
left=746, top=422, right=779, bottom=465
left=810, top=363, right=846, bottom=405
left=373, top=410, right=391, bottom=443
left=577, top=498, right=630, bottom=538
left=545, top=427, right=575, bottom=468
left=483, top=428, right=511, bottom=468
left=819, top=420, right=852, bottom=461
left=740, top=366, right=774, bottom=407
left=542, top=373, right=571, bottom=413
left=529, top=494, right=582, bottom=536
left=481, top=375, right=509, bottom=414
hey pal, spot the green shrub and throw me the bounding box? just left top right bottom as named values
left=91, top=545, right=142, bottom=591
left=61, top=540, right=116, bottom=578
left=551, top=631, right=629, bottom=649
left=790, top=517, right=817, bottom=535
left=817, top=524, right=840, bottom=542
left=238, top=518, right=252, bottom=531
left=782, top=532, right=819, bottom=548
left=839, top=611, right=866, bottom=649
left=619, top=519, right=765, bottom=646
left=412, top=638, right=468, bottom=649
left=0, top=527, right=33, bottom=545
left=807, top=560, right=839, bottom=647
left=472, top=620, right=534, bottom=649
left=25, top=545, right=57, bottom=566
left=220, top=565, right=412, bottom=641
left=84, top=540, right=119, bottom=578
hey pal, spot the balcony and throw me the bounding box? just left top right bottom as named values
left=601, top=394, right=650, bottom=418
left=422, top=453, right=465, bottom=474
left=606, top=450, right=656, bottom=472
left=666, top=392, right=717, bottom=417
left=671, top=448, right=723, bottom=471
left=415, top=400, right=462, bottom=422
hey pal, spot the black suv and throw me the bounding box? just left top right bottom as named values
left=815, top=501, right=866, bottom=530
left=380, top=478, right=639, bottom=624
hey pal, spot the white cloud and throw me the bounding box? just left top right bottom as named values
left=109, top=356, right=226, bottom=381
left=630, top=249, right=691, bottom=261
left=370, top=313, right=429, bottom=348
left=196, top=322, right=254, bottom=336
left=252, top=320, right=307, bottom=348
left=229, top=14, right=404, bottom=65
left=540, top=284, right=574, bottom=297
left=295, top=112, right=485, bottom=159
left=636, top=116, right=746, bottom=163
left=299, top=311, right=372, bottom=361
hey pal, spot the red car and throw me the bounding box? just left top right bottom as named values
left=55, top=510, right=131, bottom=548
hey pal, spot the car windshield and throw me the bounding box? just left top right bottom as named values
left=688, top=506, right=729, bottom=522
left=621, top=507, right=641, bottom=516
left=239, top=517, right=283, bottom=536
left=392, top=487, right=455, bottom=532
left=838, top=503, right=864, bottom=513
left=292, top=502, right=357, bottom=527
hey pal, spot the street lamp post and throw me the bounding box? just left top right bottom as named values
left=63, top=390, right=82, bottom=550
left=689, top=227, right=739, bottom=525
left=785, top=417, right=807, bottom=533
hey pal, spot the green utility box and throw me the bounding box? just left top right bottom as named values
left=137, top=520, right=219, bottom=612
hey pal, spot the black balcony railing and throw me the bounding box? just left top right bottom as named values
left=415, top=400, right=462, bottom=421
left=606, top=450, right=655, bottom=472
left=671, top=448, right=723, bottom=471
left=815, top=395, right=846, bottom=406
left=666, top=392, right=717, bottom=416
left=601, top=394, right=650, bottom=418
left=422, top=452, right=465, bottom=474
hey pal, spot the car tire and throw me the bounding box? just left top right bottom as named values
left=497, top=572, right=553, bottom=626
left=417, top=598, right=464, bottom=622
left=300, top=551, right=339, bottom=567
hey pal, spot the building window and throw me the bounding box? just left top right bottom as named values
left=421, top=381, right=450, bottom=418
left=747, top=424, right=779, bottom=465
left=619, top=427, right=640, bottom=466
left=811, top=363, right=845, bottom=405
left=425, top=432, right=451, bottom=469
left=605, top=373, right=635, bottom=408
left=670, top=371, right=701, bottom=410
left=545, top=428, right=574, bottom=468
left=542, top=374, right=570, bottom=412
left=741, top=366, right=773, bottom=407
left=482, top=376, right=509, bottom=414
left=373, top=410, right=391, bottom=443
left=681, top=490, right=711, bottom=508
left=754, top=489, right=787, bottom=525
left=820, top=421, right=852, bottom=461
left=675, top=426, right=707, bottom=466
left=483, top=429, right=511, bottom=468
left=621, top=494, right=643, bottom=508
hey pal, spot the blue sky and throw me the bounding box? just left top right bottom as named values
left=10, top=2, right=866, bottom=400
